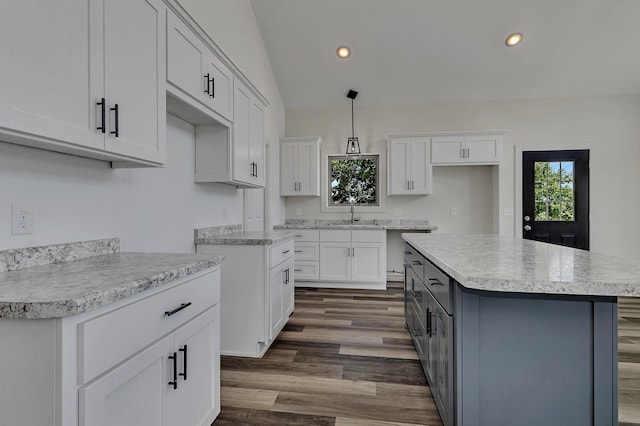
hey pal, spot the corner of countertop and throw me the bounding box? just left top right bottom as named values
left=0, top=238, right=120, bottom=273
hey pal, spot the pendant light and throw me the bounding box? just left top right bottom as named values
left=345, top=89, right=361, bottom=156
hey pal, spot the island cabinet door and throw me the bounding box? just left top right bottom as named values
left=79, top=334, right=174, bottom=426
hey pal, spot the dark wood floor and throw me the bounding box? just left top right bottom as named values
left=214, top=285, right=640, bottom=426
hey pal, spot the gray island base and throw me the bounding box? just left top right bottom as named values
left=401, top=233, right=638, bottom=426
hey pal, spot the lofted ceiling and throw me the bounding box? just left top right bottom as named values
left=250, top=0, right=640, bottom=110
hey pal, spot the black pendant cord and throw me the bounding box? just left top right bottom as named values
left=351, top=98, right=355, bottom=140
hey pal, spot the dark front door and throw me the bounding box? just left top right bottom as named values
left=522, top=150, right=589, bottom=250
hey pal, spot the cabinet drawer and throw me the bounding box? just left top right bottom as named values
left=293, top=261, right=319, bottom=280
left=292, top=229, right=320, bottom=242
left=78, top=269, right=220, bottom=384
left=404, top=243, right=425, bottom=279
left=352, top=230, right=385, bottom=243
left=424, top=258, right=453, bottom=313
left=320, top=230, right=351, bottom=242
left=269, top=239, right=295, bottom=268
left=294, top=242, right=319, bottom=261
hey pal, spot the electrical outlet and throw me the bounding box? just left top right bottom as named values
left=296, top=208, right=302, bottom=216
left=451, top=207, right=457, bottom=216
left=12, top=205, right=34, bottom=235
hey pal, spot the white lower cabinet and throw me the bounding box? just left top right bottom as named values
left=196, top=239, right=295, bottom=357
left=0, top=267, right=221, bottom=426
left=79, top=306, right=219, bottom=426
left=292, top=229, right=386, bottom=288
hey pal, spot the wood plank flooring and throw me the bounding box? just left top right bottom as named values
left=214, top=285, right=640, bottom=425
left=619, top=296, right=640, bottom=426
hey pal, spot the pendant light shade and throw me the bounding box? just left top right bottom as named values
left=346, top=90, right=361, bottom=156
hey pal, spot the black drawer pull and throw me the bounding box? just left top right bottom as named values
left=404, top=251, right=411, bottom=255
left=282, top=249, right=290, bottom=254
left=295, top=234, right=303, bottom=237
left=428, top=278, right=443, bottom=286
left=164, top=302, right=192, bottom=317
left=412, top=260, right=422, bottom=265
left=294, top=269, right=303, bottom=272
left=294, top=250, right=303, bottom=253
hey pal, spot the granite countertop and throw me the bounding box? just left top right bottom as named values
left=402, top=233, right=640, bottom=297
left=194, top=224, right=295, bottom=245
left=0, top=239, right=225, bottom=319
left=274, top=219, right=437, bottom=231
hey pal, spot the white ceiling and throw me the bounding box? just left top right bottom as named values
left=250, top=0, right=640, bottom=110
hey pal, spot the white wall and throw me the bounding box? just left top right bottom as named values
left=285, top=93, right=640, bottom=260
left=0, top=0, right=285, bottom=251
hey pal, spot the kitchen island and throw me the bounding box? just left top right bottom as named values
left=402, top=233, right=640, bottom=426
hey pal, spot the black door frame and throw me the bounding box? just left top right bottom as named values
left=522, top=149, right=589, bottom=249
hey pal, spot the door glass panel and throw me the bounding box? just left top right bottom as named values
left=534, top=161, right=575, bottom=221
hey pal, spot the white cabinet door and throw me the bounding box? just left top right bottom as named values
left=388, top=138, right=412, bottom=194
left=319, top=243, right=351, bottom=281
left=387, top=137, right=432, bottom=195
left=465, top=134, right=501, bottom=163
left=269, top=264, right=286, bottom=340
left=280, top=143, right=298, bottom=195
left=233, top=80, right=252, bottom=185
left=280, top=137, right=321, bottom=196
left=173, top=307, right=220, bottom=426
left=0, top=1, right=103, bottom=151
left=431, top=135, right=466, bottom=164
left=409, top=138, right=432, bottom=194
left=79, top=334, right=173, bottom=426
left=100, top=0, right=166, bottom=164
left=166, top=13, right=209, bottom=109
left=282, top=257, right=295, bottom=317
left=249, top=97, right=266, bottom=186
left=204, top=53, right=233, bottom=121
left=352, top=243, right=385, bottom=282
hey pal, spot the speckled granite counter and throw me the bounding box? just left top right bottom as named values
left=0, top=238, right=225, bottom=319
left=402, top=233, right=640, bottom=297
left=195, top=225, right=295, bottom=245
left=274, top=218, right=437, bottom=231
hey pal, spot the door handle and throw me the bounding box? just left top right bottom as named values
left=168, top=352, right=178, bottom=389
left=179, top=345, right=187, bottom=381
left=96, top=98, right=106, bottom=133
left=110, top=103, right=119, bottom=137
left=524, top=225, right=532, bottom=231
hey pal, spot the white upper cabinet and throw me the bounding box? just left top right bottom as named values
left=194, top=79, right=266, bottom=188
left=386, top=135, right=432, bottom=195
left=280, top=137, right=321, bottom=196
left=166, top=11, right=233, bottom=123
left=0, top=0, right=166, bottom=166
left=431, top=133, right=503, bottom=165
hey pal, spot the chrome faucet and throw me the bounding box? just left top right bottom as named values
left=350, top=204, right=360, bottom=224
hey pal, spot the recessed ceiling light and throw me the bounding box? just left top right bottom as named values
left=505, top=33, right=523, bottom=47
left=337, top=46, right=351, bottom=59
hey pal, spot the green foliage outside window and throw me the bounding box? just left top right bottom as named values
left=534, top=161, right=575, bottom=221
left=329, top=155, right=378, bottom=206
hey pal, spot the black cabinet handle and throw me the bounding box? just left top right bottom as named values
left=211, top=77, right=215, bottom=98
left=164, top=302, right=192, bottom=317
left=404, top=251, right=411, bottom=255
left=426, top=308, right=431, bottom=336
left=204, top=73, right=211, bottom=95
left=294, top=268, right=303, bottom=272
left=428, top=278, right=443, bottom=286
left=110, top=104, right=119, bottom=137
left=179, top=345, right=188, bottom=381
left=96, top=98, right=106, bottom=133
left=282, top=250, right=290, bottom=254
left=168, top=352, right=178, bottom=389
left=412, top=260, right=422, bottom=266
